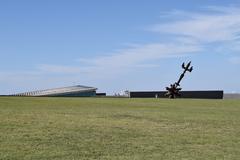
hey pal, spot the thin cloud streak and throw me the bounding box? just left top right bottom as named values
left=151, top=7, right=240, bottom=44
left=75, top=42, right=201, bottom=74
left=38, top=64, right=85, bottom=74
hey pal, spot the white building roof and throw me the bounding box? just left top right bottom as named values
left=13, top=85, right=97, bottom=96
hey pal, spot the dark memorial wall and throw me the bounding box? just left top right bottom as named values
left=178, top=91, right=223, bottom=99
left=96, top=93, right=106, bottom=96
left=130, top=91, right=223, bottom=99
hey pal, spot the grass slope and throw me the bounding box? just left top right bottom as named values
left=0, top=97, right=240, bottom=160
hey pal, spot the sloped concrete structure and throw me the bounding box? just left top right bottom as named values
left=12, top=85, right=97, bottom=97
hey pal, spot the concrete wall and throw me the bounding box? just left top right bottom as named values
left=39, top=91, right=96, bottom=97
left=224, top=93, right=240, bottom=99
left=130, top=90, right=223, bottom=99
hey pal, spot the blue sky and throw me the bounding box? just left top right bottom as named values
left=0, top=0, right=240, bottom=94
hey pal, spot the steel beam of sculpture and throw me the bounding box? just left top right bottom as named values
left=165, top=61, right=193, bottom=98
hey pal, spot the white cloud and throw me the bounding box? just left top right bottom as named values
left=10, top=6, right=240, bottom=77
left=151, top=7, right=240, bottom=43
left=11, top=6, right=240, bottom=78
left=15, top=41, right=199, bottom=80
left=37, top=64, right=84, bottom=74
left=74, top=6, right=240, bottom=76
left=74, top=42, right=201, bottom=75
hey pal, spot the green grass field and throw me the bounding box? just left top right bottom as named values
left=0, top=97, right=240, bottom=160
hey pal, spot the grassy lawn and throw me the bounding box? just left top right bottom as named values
left=0, top=97, right=240, bottom=160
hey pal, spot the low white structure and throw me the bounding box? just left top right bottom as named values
left=12, top=85, right=97, bottom=97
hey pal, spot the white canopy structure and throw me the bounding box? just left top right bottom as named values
left=12, top=85, right=97, bottom=97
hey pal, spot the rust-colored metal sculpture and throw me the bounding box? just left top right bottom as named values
left=165, top=61, right=193, bottom=98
